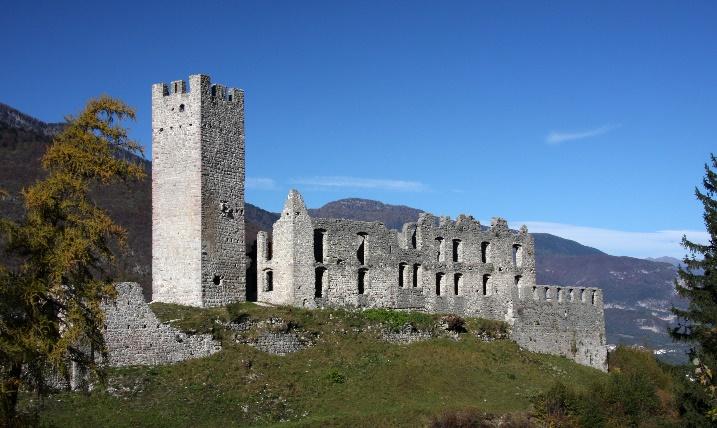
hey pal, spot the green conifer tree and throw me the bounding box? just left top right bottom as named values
left=672, top=154, right=717, bottom=423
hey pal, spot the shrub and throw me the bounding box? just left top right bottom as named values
left=361, top=309, right=434, bottom=331
left=429, top=410, right=534, bottom=428
left=603, top=371, right=661, bottom=426
left=326, top=369, right=346, bottom=384
left=441, top=315, right=467, bottom=333
left=531, top=351, right=676, bottom=428
left=531, top=382, right=580, bottom=427
left=470, top=319, right=509, bottom=340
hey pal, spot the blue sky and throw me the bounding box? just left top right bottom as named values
left=2, top=1, right=716, bottom=258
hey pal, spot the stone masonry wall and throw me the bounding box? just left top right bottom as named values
left=258, top=190, right=608, bottom=370
left=103, top=283, right=220, bottom=366
left=259, top=190, right=535, bottom=319
left=512, top=285, right=607, bottom=370
left=151, top=78, right=203, bottom=305
left=152, top=75, right=246, bottom=307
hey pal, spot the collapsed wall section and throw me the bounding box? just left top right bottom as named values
left=103, top=283, right=220, bottom=366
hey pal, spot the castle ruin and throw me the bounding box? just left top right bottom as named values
left=148, top=74, right=608, bottom=370
left=151, top=75, right=246, bottom=307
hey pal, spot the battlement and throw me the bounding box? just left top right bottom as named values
left=152, top=75, right=244, bottom=103
left=526, top=285, right=603, bottom=305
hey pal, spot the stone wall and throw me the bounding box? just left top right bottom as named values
left=512, top=286, right=607, bottom=370
left=258, top=190, right=536, bottom=319
left=258, top=190, right=608, bottom=370
left=152, top=75, right=246, bottom=307
left=103, top=283, right=220, bottom=366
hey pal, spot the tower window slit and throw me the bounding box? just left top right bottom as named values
left=398, top=263, right=407, bottom=288
left=358, top=268, right=367, bottom=294
left=435, top=272, right=445, bottom=295
left=357, top=233, right=367, bottom=265
left=315, top=267, right=325, bottom=298
left=482, top=274, right=490, bottom=296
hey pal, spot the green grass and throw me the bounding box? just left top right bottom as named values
left=26, top=303, right=607, bottom=427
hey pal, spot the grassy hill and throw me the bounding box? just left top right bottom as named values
left=24, top=303, right=680, bottom=427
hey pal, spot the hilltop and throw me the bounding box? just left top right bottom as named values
left=0, top=102, right=685, bottom=360
left=23, top=302, right=679, bottom=427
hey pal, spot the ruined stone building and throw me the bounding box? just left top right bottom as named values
left=147, top=74, right=608, bottom=370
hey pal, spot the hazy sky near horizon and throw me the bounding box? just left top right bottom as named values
left=2, top=1, right=716, bottom=258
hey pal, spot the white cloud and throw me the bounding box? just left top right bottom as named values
left=545, top=124, right=621, bottom=145
left=514, top=220, right=709, bottom=259
left=246, top=177, right=277, bottom=190
left=291, top=176, right=426, bottom=192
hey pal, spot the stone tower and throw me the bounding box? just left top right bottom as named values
left=151, top=74, right=246, bottom=307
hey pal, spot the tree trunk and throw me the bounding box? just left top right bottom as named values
left=1, top=363, right=21, bottom=426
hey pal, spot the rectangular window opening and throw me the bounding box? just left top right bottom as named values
left=314, top=229, right=326, bottom=263
left=412, top=263, right=421, bottom=287
left=452, top=239, right=462, bottom=262
left=512, top=244, right=523, bottom=267
left=436, top=272, right=444, bottom=295
left=315, top=267, right=325, bottom=298
left=357, top=233, right=367, bottom=265
left=481, top=242, right=490, bottom=263
left=265, top=270, right=273, bottom=292
left=358, top=269, right=367, bottom=294
left=436, top=237, right=445, bottom=262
